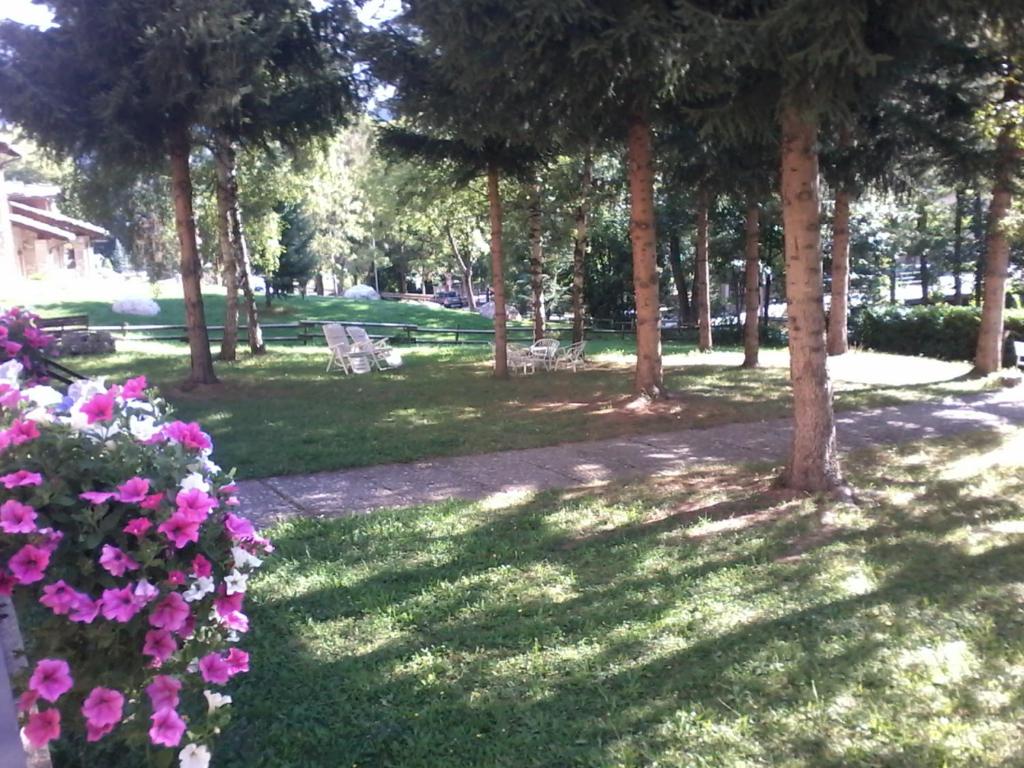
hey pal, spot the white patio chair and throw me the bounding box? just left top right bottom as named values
left=554, top=340, right=587, bottom=372
left=507, top=343, right=536, bottom=375
left=1015, top=340, right=1024, bottom=369
left=529, top=338, right=560, bottom=371
left=346, top=326, right=401, bottom=370
left=323, top=324, right=373, bottom=375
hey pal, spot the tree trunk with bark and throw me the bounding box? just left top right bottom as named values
left=445, top=224, right=477, bottom=310
left=695, top=187, right=712, bottom=352
left=917, top=206, right=930, bottom=303
left=742, top=203, right=761, bottom=368
left=169, top=124, right=217, bottom=387
left=528, top=181, right=545, bottom=340
left=314, top=273, right=325, bottom=296
left=487, top=163, right=508, bottom=378
left=626, top=112, right=664, bottom=398
left=667, top=233, right=691, bottom=328
left=973, top=191, right=985, bottom=306
left=213, top=143, right=239, bottom=363
left=974, top=111, right=1018, bottom=374
left=572, top=155, right=592, bottom=344
left=779, top=104, right=841, bottom=492
left=827, top=188, right=852, bottom=355
left=953, top=188, right=964, bottom=303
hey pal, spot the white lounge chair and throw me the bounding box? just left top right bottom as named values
left=1015, top=340, right=1024, bottom=369
left=554, top=340, right=587, bottom=372
left=346, top=326, right=401, bottom=370
left=323, top=324, right=373, bottom=375
left=529, top=338, right=560, bottom=370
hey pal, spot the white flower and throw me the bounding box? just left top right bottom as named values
left=231, top=545, right=263, bottom=570
left=178, top=743, right=211, bottom=768
left=204, top=690, right=232, bottom=712
left=129, top=415, right=158, bottom=442
left=182, top=576, right=215, bottom=603
left=179, top=472, right=211, bottom=493
left=0, top=360, right=23, bottom=386
left=200, top=457, right=222, bottom=475
left=22, top=385, right=63, bottom=407
left=68, top=378, right=106, bottom=402
left=224, top=569, right=248, bottom=595
left=186, top=658, right=199, bottom=673
left=23, top=406, right=55, bottom=424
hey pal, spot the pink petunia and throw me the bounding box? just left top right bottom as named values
left=116, top=476, right=150, bottom=503
left=80, top=393, right=115, bottom=424
left=140, top=492, right=165, bottom=511
left=133, top=579, right=159, bottom=606
left=82, top=687, right=124, bottom=728
left=0, top=469, right=43, bottom=489
left=29, top=659, right=73, bottom=702
left=198, top=653, right=231, bottom=685
left=100, top=586, right=141, bottom=623
left=148, top=593, right=190, bottom=633
left=40, top=580, right=78, bottom=615
left=99, top=544, right=141, bottom=577
left=162, top=421, right=212, bottom=452
left=0, top=570, right=14, bottom=596
left=0, top=383, right=21, bottom=409
left=36, top=527, right=63, bottom=554
left=121, top=375, right=148, bottom=400
left=0, top=499, right=37, bottom=534
left=79, top=490, right=116, bottom=505
left=145, top=675, right=181, bottom=710
left=68, top=593, right=100, bottom=624
left=225, top=648, right=250, bottom=677
left=8, top=544, right=50, bottom=584
left=213, top=589, right=244, bottom=619
left=22, top=708, right=60, bottom=749
left=123, top=517, right=153, bottom=538
left=167, top=570, right=187, bottom=586
left=142, top=630, right=177, bottom=666
left=224, top=513, right=256, bottom=541
left=149, top=707, right=186, bottom=747
left=3, top=340, right=22, bottom=356
left=191, top=554, right=212, bottom=578
left=157, top=512, right=201, bottom=549
left=176, top=488, right=217, bottom=520
left=86, top=720, right=115, bottom=742
left=17, top=689, right=38, bottom=713
left=4, top=418, right=40, bottom=447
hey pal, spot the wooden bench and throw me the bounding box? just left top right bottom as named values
left=36, top=314, right=90, bottom=336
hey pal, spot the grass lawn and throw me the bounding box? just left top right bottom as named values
left=70, top=341, right=990, bottom=479
left=221, top=427, right=1024, bottom=767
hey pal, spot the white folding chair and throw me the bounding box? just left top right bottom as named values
left=554, top=340, right=587, bottom=372
left=529, top=338, right=560, bottom=371
left=323, top=324, right=373, bottom=375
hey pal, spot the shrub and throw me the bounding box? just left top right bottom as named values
left=0, top=359, right=269, bottom=767
left=0, top=307, right=58, bottom=384
left=852, top=304, right=1024, bottom=364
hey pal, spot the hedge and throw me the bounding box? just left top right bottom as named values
left=851, top=304, right=1024, bottom=364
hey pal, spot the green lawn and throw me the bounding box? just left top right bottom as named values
left=68, top=341, right=989, bottom=479
left=219, top=428, right=1024, bottom=767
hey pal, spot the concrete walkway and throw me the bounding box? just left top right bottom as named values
left=236, top=387, right=1024, bottom=526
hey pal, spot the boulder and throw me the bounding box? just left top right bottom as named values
left=342, top=284, right=381, bottom=301
left=112, top=297, right=161, bottom=317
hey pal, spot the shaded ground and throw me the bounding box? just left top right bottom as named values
left=215, top=427, right=1024, bottom=768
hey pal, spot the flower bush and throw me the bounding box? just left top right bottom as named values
left=0, top=307, right=57, bottom=385
left=0, top=358, right=270, bottom=767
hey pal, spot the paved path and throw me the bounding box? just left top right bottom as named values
left=237, top=387, right=1024, bottom=526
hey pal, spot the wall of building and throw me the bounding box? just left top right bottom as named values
left=0, top=169, right=18, bottom=284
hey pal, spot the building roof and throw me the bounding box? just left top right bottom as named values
left=9, top=212, right=76, bottom=241
left=9, top=200, right=109, bottom=238
left=5, top=180, right=61, bottom=199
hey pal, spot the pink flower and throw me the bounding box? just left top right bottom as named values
left=148, top=593, right=189, bottom=633
left=142, top=630, right=177, bottom=666
left=79, top=490, right=116, bottom=505
left=8, top=544, right=50, bottom=584
left=68, top=593, right=100, bottom=624
left=0, top=383, right=21, bottom=409
left=124, top=517, right=153, bottom=537
left=224, top=513, right=256, bottom=541
left=176, top=488, right=217, bottom=520
left=82, top=687, right=124, bottom=728
left=40, top=580, right=77, bottom=615
left=121, top=375, right=148, bottom=400
left=36, top=527, right=63, bottom=554
left=162, top=421, right=212, bottom=452
left=214, top=590, right=244, bottom=619
left=157, top=512, right=201, bottom=549
left=0, top=500, right=37, bottom=534
left=225, top=648, right=250, bottom=677
left=3, top=340, right=22, bottom=356
left=167, top=570, right=187, bottom=586
left=145, top=675, right=181, bottom=710
left=100, top=586, right=141, bottom=623
left=141, top=492, right=165, bottom=510
left=149, top=707, right=186, bottom=747
left=17, top=689, right=38, bottom=712
left=116, top=476, right=150, bottom=503
left=133, top=579, right=159, bottom=606
left=191, top=554, right=212, bottom=578
left=0, top=569, right=14, bottom=596
left=3, top=418, right=39, bottom=447
left=80, top=392, right=115, bottom=424
left=0, top=469, right=43, bottom=488
left=220, top=482, right=238, bottom=495
left=29, top=659, right=73, bottom=702
left=23, top=708, right=60, bottom=749
left=99, top=544, right=141, bottom=577
left=86, top=721, right=115, bottom=742
left=198, top=653, right=231, bottom=685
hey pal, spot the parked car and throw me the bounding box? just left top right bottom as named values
left=433, top=290, right=465, bottom=309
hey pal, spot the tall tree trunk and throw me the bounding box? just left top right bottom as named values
left=626, top=112, right=664, bottom=398
left=917, top=206, right=930, bottom=303
left=695, top=186, right=713, bottom=352
left=487, top=163, right=508, bottom=378
left=314, top=272, right=325, bottom=296
left=762, top=270, right=771, bottom=326
left=214, top=137, right=265, bottom=355
left=827, top=188, right=852, bottom=355
left=973, top=190, right=985, bottom=306
left=779, top=104, right=841, bottom=492
left=974, top=101, right=1019, bottom=374
left=528, top=180, right=545, bottom=340
left=572, top=155, right=592, bottom=344
left=213, top=142, right=239, bottom=362
left=742, top=202, right=761, bottom=368
left=952, top=188, right=964, bottom=303
left=445, top=224, right=477, bottom=309
left=667, top=233, right=690, bottom=327
left=169, top=124, right=217, bottom=387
